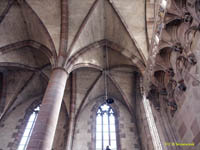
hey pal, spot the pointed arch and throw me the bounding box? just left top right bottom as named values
left=95, top=103, right=117, bottom=150
left=17, top=105, right=40, bottom=150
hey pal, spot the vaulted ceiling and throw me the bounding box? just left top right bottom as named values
left=0, top=0, right=149, bottom=119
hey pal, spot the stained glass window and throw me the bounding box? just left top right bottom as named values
left=96, top=103, right=117, bottom=150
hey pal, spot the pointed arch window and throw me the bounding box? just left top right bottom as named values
left=96, top=103, right=117, bottom=150
left=17, top=106, right=40, bottom=150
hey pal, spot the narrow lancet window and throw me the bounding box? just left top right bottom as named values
left=96, top=103, right=117, bottom=150
left=17, top=106, right=40, bottom=150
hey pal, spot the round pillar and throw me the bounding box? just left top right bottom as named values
left=27, top=68, right=68, bottom=150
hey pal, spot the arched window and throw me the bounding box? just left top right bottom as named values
left=96, top=103, right=117, bottom=150
left=17, top=106, right=40, bottom=150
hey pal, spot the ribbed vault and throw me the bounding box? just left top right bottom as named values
left=0, top=0, right=147, bottom=132
left=67, top=0, right=147, bottom=63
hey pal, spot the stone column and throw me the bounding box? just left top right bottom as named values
left=27, top=68, right=68, bottom=150
left=66, top=112, right=76, bottom=150
left=66, top=73, right=76, bottom=150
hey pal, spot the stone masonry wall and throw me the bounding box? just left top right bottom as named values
left=0, top=99, right=36, bottom=150
left=136, top=99, right=154, bottom=150
left=52, top=104, right=69, bottom=150
left=0, top=99, right=69, bottom=150
left=72, top=98, right=140, bottom=150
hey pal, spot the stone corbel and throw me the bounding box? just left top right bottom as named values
left=183, top=12, right=193, bottom=23
left=195, top=0, right=200, bottom=20
left=165, top=79, right=178, bottom=117
left=166, top=68, right=175, bottom=77
left=184, top=26, right=198, bottom=48
left=187, top=53, right=197, bottom=65
left=172, top=43, right=183, bottom=53
left=167, top=79, right=177, bottom=91
left=178, top=79, right=187, bottom=92
left=167, top=100, right=177, bottom=117
left=146, top=84, right=160, bottom=111
left=159, top=88, right=168, bottom=96
left=176, top=56, right=188, bottom=72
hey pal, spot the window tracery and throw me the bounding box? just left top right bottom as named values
left=96, top=103, right=117, bottom=150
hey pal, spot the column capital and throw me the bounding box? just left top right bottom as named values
left=52, top=67, right=69, bottom=75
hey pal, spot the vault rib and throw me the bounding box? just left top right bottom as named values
left=107, top=73, right=134, bottom=114
left=67, top=0, right=100, bottom=56
left=0, top=0, right=14, bottom=24
left=75, top=72, right=102, bottom=119
left=105, top=0, right=147, bottom=63
left=20, top=1, right=57, bottom=56
left=59, top=0, right=68, bottom=55
left=0, top=72, right=35, bottom=122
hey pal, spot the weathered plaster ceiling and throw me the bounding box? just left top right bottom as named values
left=26, top=0, right=61, bottom=52
left=0, top=1, right=56, bottom=58
left=0, top=0, right=147, bottom=117
left=0, top=47, right=50, bottom=68
left=67, top=0, right=146, bottom=62
left=109, top=0, right=148, bottom=59
left=0, top=0, right=9, bottom=16
left=74, top=68, right=102, bottom=115
left=79, top=75, right=127, bottom=113
left=0, top=2, right=29, bottom=48
left=0, top=0, right=147, bottom=67
left=0, top=68, right=48, bottom=121
left=68, top=0, right=97, bottom=50
left=73, top=56, right=139, bottom=117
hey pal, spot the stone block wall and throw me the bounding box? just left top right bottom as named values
left=170, top=75, right=200, bottom=150
left=136, top=99, right=154, bottom=150
left=118, top=102, right=140, bottom=150
left=135, top=75, right=154, bottom=150
left=72, top=101, right=92, bottom=150
left=0, top=99, right=69, bottom=150
left=72, top=98, right=140, bottom=150
left=0, top=99, right=35, bottom=150
left=150, top=31, right=200, bottom=149
left=52, top=104, right=69, bottom=150
left=145, top=0, right=200, bottom=149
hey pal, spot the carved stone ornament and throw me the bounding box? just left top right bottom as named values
left=187, top=53, right=197, bottom=65
left=166, top=79, right=177, bottom=99
left=167, top=68, right=175, bottom=77
left=168, top=100, right=177, bottom=117
left=146, top=84, right=160, bottom=111
left=160, top=88, right=168, bottom=96
left=168, top=79, right=177, bottom=90
left=195, top=0, right=200, bottom=19
left=178, top=79, right=187, bottom=92
left=172, top=43, right=183, bottom=53
left=176, top=56, right=188, bottom=71
left=168, top=101, right=177, bottom=111
left=183, top=12, right=193, bottom=23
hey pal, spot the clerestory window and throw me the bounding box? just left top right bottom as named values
left=17, top=106, right=40, bottom=150
left=96, top=103, right=117, bottom=150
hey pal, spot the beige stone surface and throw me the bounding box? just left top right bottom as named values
left=27, top=0, right=61, bottom=52
left=0, top=0, right=199, bottom=150
left=0, top=3, right=28, bottom=47
left=109, top=0, right=148, bottom=59
left=68, top=0, right=96, bottom=49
